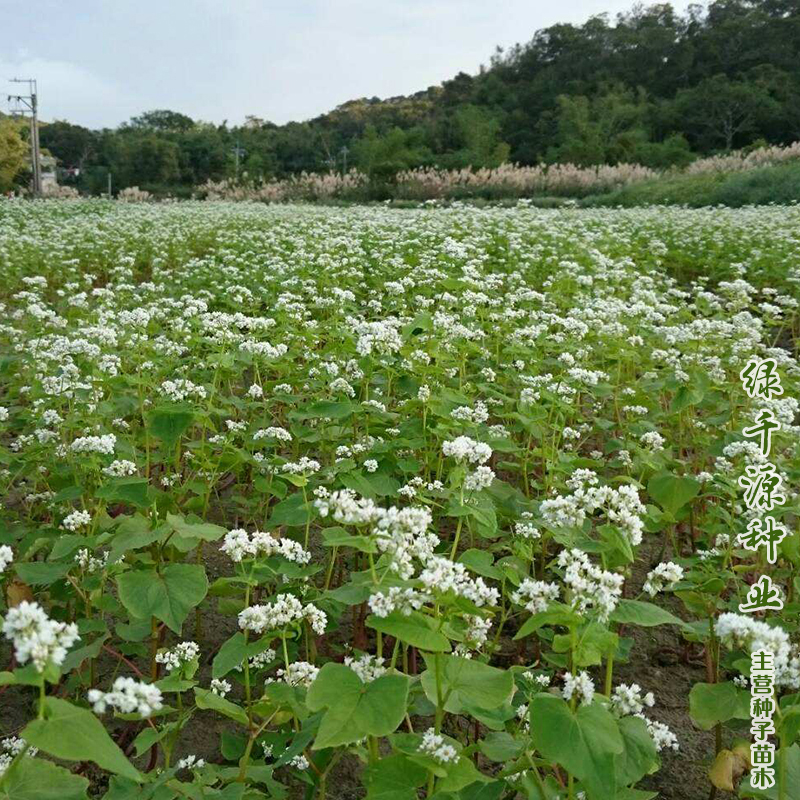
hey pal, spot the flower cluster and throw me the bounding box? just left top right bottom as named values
left=239, top=594, right=327, bottom=635
left=155, top=641, right=200, bottom=672
left=418, top=728, right=458, bottom=764
left=2, top=601, right=80, bottom=673
left=643, top=562, right=684, bottom=596
left=88, top=677, right=164, bottom=717
left=221, top=529, right=311, bottom=564
left=442, top=436, right=492, bottom=465
left=557, top=549, right=624, bottom=622
left=542, top=471, right=646, bottom=546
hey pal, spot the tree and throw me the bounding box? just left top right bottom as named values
left=443, top=105, right=510, bottom=169
left=39, top=120, right=96, bottom=169
left=352, top=126, right=430, bottom=180
left=547, top=84, right=652, bottom=165
left=675, top=73, right=781, bottom=150
left=103, top=131, right=181, bottom=188
left=0, top=118, right=27, bottom=191
left=178, top=123, right=228, bottom=184
left=127, top=110, right=195, bottom=132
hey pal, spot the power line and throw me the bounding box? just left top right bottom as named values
left=7, top=77, right=42, bottom=197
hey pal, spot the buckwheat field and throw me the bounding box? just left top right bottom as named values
left=1, top=199, right=799, bottom=800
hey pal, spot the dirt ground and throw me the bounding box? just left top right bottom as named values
left=611, top=533, right=735, bottom=800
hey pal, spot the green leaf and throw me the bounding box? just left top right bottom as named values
left=419, top=654, right=513, bottom=714
left=458, top=781, right=506, bottom=800
left=530, top=695, right=623, bottom=800
left=0, top=756, right=90, bottom=800
left=367, top=612, right=451, bottom=652
left=615, top=715, right=659, bottom=787
left=321, top=526, right=377, bottom=553
left=194, top=687, right=249, bottom=725
left=146, top=407, right=194, bottom=448
left=647, top=472, right=700, bottom=517
left=212, top=632, right=275, bottom=678
left=478, top=731, right=525, bottom=762
left=339, top=470, right=400, bottom=499
left=21, top=697, right=141, bottom=782
left=689, top=682, right=750, bottom=730
left=13, top=562, right=70, bottom=586
left=49, top=534, right=89, bottom=561
left=117, top=564, right=208, bottom=634
left=131, top=724, right=172, bottom=757
left=100, top=776, right=144, bottom=800
left=306, top=663, right=409, bottom=749
left=213, top=632, right=248, bottom=678
left=52, top=485, right=83, bottom=503
left=166, top=512, right=226, bottom=542
left=513, top=604, right=581, bottom=641
left=610, top=599, right=685, bottom=628
left=267, top=493, right=312, bottom=528
left=459, top=549, right=503, bottom=580
left=364, top=754, right=427, bottom=800
left=468, top=503, right=498, bottom=539
left=61, top=634, right=109, bottom=673
left=291, top=401, right=355, bottom=420
left=402, top=312, right=433, bottom=338
left=96, top=478, right=149, bottom=509
left=462, top=700, right=516, bottom=731
left=107, top=515, right=162, bottom=563
left=554, top=623, right=617, bottom=667
left=670, top=384, right=705, bottom=413
left=436, top=755, right=489, bottom=793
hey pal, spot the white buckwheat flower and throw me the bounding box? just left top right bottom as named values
left=69, top=434, right=116, bottom=455
left=464, top=466, right=495, bottom=491
left=238, top=594, right=327, bottom=635
left=511, top=578, right=560, bottom=614
left=368, top=586, right=429, bottom=617
left=0, top=545, right=13, bottom=574
left=2, top=601, right=79, bottom=672
left=562, top=671, right=595, bottom=706
left=0, top=737, right=37, bottom=776
left=210, top=678, right=231, bottom=697
left=419, top=556, right=499, bottom=607
left=177, top=754, right=206, bottom=771
left=442, top=436, right=492, bottom=465
left=344, top=654, right=386, bottom=683
left=62, top=509, right=92, bottom=531
left=610, top=683, right=655, bottom=716
left=419, top=728, right=458, bottom=764
left=155, top=641, right=200, bottom=672
left=643, top=562, right=684, bottom=596
left=88, top=677, right=163, bottom=717
left=102, top=459, right=138, bottom=477
left=271, top=661, right=319, bottom=688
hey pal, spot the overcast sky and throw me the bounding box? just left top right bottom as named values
left=3, top=0, right=653, bottom=130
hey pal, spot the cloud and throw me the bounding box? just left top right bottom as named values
left=0, top=55, right=143, bottom=128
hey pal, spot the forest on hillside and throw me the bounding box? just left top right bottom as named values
left=4, top=0, right=800, bottom=195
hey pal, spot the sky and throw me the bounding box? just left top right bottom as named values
left=3, top=0, right=648, bottom=130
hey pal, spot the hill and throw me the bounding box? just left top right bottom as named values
left=26, top=0, right=800, bottom=195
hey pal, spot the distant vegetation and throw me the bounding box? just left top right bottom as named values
left=3, top=0, right=800, bottom=200
left=188, top=140, right=800, bottom=207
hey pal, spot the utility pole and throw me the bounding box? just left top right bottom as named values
left=231, top=139, right=246, bottom=180
left=8, top=78, right=42, bottom=196
left=340, top=145, right=348, bottom=174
